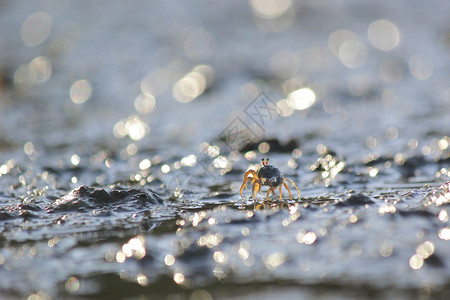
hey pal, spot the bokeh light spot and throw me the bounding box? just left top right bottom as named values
left=249, top=0, right=293, bottom=19
left=379, top=242, right=394, bottom=257
left=173, top=272, right=185, bottom=284
left=113, top=116, right=149, bottom=141
left=164, top=254, right=175, bottom=266
left=287, top=88, right=316, bottom=110
left=329, top=29, right=358, bottom=57
left=122, top=235, right=146, bottom=259
left=368, top=20, right=400, bottom=51
left=24, top=141, right=35, bottom=156
left=409, top=54, right=433, bottom=80
left=409, top=254, right=424, bottom=270
left=14, top=64, right=32, bottom=89
left=258, top=142, right=270, bottom=154
left=21, top=12, right=52, bottom=47
left=71, top=154, right=80, bottom=166
left=181, top=154, right=197, bottom=167
left=173, top=65, right=214, bottom=103
left=136, top=273, right=148, bottom=286
left=438, top=210, right=449, bottom=222
left=174, top=76, right=200, bottom=103
left=416, top=241, right=434, bottom=259
left=65, top=276, right=80, bottom=293
left=28, top=56, right=52, bottom=84
left=263, top=252, right=286, bottom=270
left=297, top=231, right=317, bottom=244
left=161, top=164, right=171, bottom=173
left=70, top=80, right=92, bottom=104
left=134, top=93, right=156, bottom=114
left=139, top=159, right=152, bottom=170
left=276, top=99, right=294, bottom=117
left=127, top=116, right=148, bottom=141
left=213, top=251, right=229, bottom=264
left=329, top=29, right=367, bottom=68
left=438, top=227, right=450, bottom=240
left=339, top=40, right=367, bottom=68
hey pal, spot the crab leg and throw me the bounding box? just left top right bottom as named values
left=242, top=177, right=256, bottom=191
left=282, top=182, right=292, bottom=200
left=239, top=170, right=259, bottom=199
left=265, top=187, right=277, bottom=200
left=283, top=178, right=300, bottom=199
left=239, top=177, right=254, bottom=199
left=252, top=182, right=261, bottom=199
left=243, top=170, right=258, bottom=181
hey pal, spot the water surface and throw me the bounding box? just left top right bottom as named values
left=0, top=1, right=449, bottom=299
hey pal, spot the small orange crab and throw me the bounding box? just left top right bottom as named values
left=239, top=158, right=300, bottom=201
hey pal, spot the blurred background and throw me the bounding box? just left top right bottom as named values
left=0, top=1, right=449, bottom=299
left=1, top=0, right=449, bottom=163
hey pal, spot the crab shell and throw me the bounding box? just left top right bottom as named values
left=257, top=165, right=283, bottom=188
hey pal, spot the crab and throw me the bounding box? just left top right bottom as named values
left=239, top=158, right=300, bottom=201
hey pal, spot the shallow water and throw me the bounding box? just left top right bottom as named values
left=0, top=1, right=450, bottom=299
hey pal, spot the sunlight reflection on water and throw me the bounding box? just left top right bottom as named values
left=0, top=0, right=449, bottom=299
